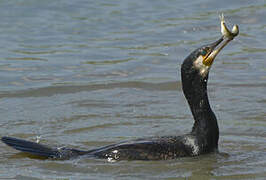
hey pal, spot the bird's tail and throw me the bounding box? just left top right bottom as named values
left=1, top=136, right=87, bottom=159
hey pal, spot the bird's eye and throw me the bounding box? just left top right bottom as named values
left=201, top=49, right=207, bottom=56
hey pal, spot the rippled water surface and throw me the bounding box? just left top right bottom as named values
left=0, top=0, right=265, bottom=179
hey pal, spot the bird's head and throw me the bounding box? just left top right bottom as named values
left=181, top=37, right=231, bottom=82
left=181, top=36, right=233, bottom=102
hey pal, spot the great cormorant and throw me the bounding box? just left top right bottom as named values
left=1, top=19, right=238, bottom=161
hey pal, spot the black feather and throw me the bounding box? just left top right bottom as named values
left=1, top=136, right=86, bottom=159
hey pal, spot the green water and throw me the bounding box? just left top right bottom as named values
left=0, top=0, right=265, bottom=179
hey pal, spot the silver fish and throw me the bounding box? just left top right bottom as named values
left=220, top=14, right=239, bottom=40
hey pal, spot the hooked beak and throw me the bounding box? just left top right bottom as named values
left=203, top=37, right=231, bottom=66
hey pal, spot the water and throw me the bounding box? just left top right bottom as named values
left=0, top=0, right=265, bottom=179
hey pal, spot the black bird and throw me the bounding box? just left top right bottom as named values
left=1, top=36, right=234, bottom=161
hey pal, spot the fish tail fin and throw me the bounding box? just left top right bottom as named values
left=1, top=136, right=87, bottom=159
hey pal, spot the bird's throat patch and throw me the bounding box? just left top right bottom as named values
left=193, top=56, right=210, bottom=77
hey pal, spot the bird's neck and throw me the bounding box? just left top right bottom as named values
left=181, top=75, right=219, bottom=148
